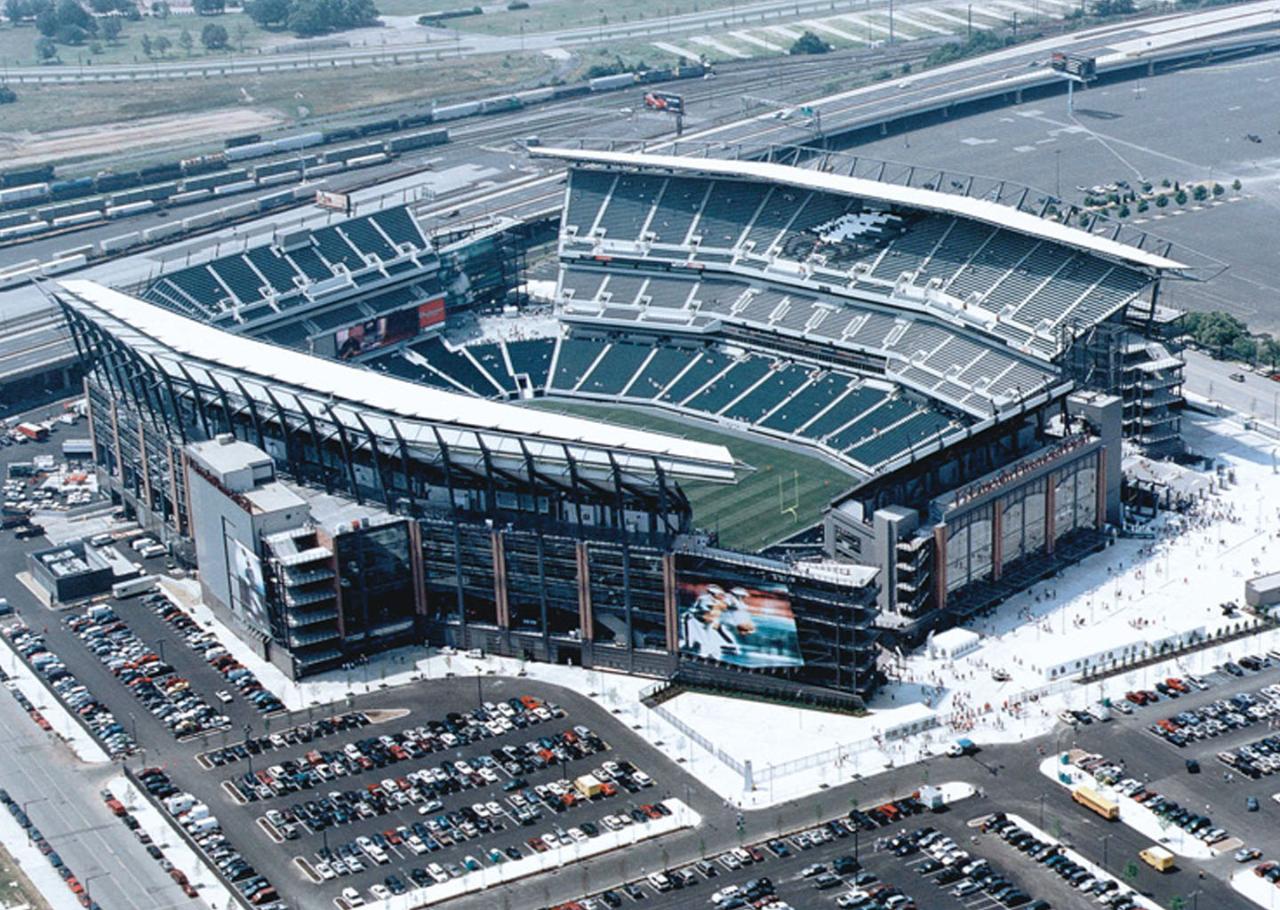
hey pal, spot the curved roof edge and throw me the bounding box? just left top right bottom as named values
left=56, top=279, right=737, bottom=480
left=533, top=147, right=1189, bottom=273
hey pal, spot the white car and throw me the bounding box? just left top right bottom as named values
left=215, top=690, right=233, bottom=703
left=341, top=887, right=364, bottom=906
left=316, top=861, right=336, bottom=880
left=369, top=884, right=391, bottom=901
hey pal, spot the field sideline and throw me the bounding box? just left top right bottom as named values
left=522, top=399, right=858, bottom=552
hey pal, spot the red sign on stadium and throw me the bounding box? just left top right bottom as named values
left=335, top=296, right=445, bottom=359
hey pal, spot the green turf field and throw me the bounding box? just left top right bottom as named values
left=522, top=399, right=859, bottom=552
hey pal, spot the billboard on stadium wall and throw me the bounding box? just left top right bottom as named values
left=334, top=296, right=445, bottom=359
left=229, top=538, right=269, bottom=628
left=677, top=576, right=803, bottom=669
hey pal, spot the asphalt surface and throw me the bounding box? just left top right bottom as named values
left=1183, top=348, right=1280, bottom=427
left=0, top=428, right=194, bottom=910
left=0, top=408, right=1268, bottom=910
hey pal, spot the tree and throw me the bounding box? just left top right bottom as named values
left=139, top=30, right=150, bottom=54
left=35, top=3, right=57, bottom=34
left=233, top=19, right=246, bottom=48
left=789, top=29, right=830, bottom=55
left=200, top=20, right=226, bottom=47
left=245, top=0, right=288, bottom=26
left=54, top=0, right=90, bottom=29
left=34, top=33, right=56, bottom=57
left=152, top=31, right=169, bottom=54
left=178, top=25, right=191, bottom=53
left=55, top=21, right=87, bottom=41
left=150, top=0, right=168, bottom=16
left=193, top=0, right=224, bottom=12
left=4, top=0, right=24, bottom=23
left=100, top=14, right=120, bottom=40
left=0, top=85, right=16, bottom=103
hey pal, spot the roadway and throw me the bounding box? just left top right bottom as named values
left=1183, top=348, right=1280, bottom=427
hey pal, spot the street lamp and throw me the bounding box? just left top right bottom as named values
left=22, top=797, right=47, bottom=844
left=84, top=872, right=109, bottom=904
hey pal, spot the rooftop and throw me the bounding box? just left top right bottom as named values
left=57, top=279, right=738, bottom=485
left=533, top=147, right=1191, bottom=273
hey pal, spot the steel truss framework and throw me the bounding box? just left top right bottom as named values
left=59, top=297, right=696, bottom=546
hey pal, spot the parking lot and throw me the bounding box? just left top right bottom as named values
left=562, top=791, right=1152, bottom=910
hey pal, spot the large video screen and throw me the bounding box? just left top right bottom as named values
left=678, top=577, right=803, bottom=669
left=335, top=297, right=445, bottom=359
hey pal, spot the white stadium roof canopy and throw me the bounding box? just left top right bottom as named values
left=533, top=147, right=1188, bottom=273
left=57, top=279, right=737, bottom=483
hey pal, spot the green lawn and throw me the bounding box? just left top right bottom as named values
left=522, top=399, right=858, bottom=552
left=0, top=13, right=275, bottom=67
left=0, top=843, right=51, bottom=910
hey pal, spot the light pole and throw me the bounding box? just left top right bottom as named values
left=22, top=798, right=47, bottom=844
left=84, top=872, right=109, bottom=904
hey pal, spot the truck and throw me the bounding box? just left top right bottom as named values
left=16, top=422, right=47, bottom=442
left=1071, top=785, right=1119, bottom=821
left=112, top=575, right=158, bottom=599
left=574, top=774, right=604, bottom=799
left=1139, top=845, right=1175, bottom=872
left=946, top=738, right=976, bottom=757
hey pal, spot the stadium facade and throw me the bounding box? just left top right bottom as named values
left=55, top=146, right=1204, bottom=699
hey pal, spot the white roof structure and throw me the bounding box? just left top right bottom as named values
left=534, top=147, right=1188, bottom=273
left=57, top=279, right=737, bottom=483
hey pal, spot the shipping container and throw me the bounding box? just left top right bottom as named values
left=252, top=158, right=306, bottom=180
left=139, top=162, right=183, bottom=183
left=225, top=132, right=263, bottom=149
left=432, top=100, right=481, bottom=121
left=98, top=231, right=142, bottom=253
left=1, top=165, right=54, bottom=188
left=212, top=180, right=256, bottom=196
left=225, top=141, right=277, bottom=163
left=345, top=152, right=388, bottom=170
left=0, top=222, right=49, bottom=242
left=0, top=183, right=51, bottom=207
left=49, top=177, right=96, bottom=201
left=50, top=211, right=102, bottom=227
left=274, top=131, right=325, bottom=152
left=323, top=126, right=362, bottom=144
left=105, top=200, right=156, bottom=219
left=94, top=171, right=142, bottom=193
left=399, top=111, right=435, bottom=129
left=589, top=72, right=636, bottom=92
left=387, top=129, right=448, bottom=153
left=551, top=83, right=591, bottom=99
left=180, top=153, right=228, bottom=177
left=324, top=141, right=384, bottom=164
left=359, top=118, right=400, bottom=136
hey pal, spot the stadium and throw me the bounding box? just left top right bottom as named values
left=53, top=141, right=1210, bottom=707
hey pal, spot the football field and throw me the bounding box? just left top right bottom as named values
left=522, top=400, right=859, bottom=552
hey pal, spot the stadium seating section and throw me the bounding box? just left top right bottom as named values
left=365, top=327, right=965, bottom=473
left=143, top=205, right=432, bottom=319
left=564, top=169, right=1154, bottom=358
left=556, top=264, right=1058, bottom=412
